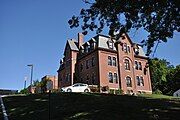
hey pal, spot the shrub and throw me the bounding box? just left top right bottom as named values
left=109, top=89, right=114, bottom=94
left=115, top=89, right=124, bottom=95
left=153, top=89, right=162, bottom=94
left=90, top=87, right=100, bottom=93
left=101, top=86, right=109, bottom=92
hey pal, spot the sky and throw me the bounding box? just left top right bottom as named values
left=0, top=0, right=179, bottom=91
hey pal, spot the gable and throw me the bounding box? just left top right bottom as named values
left=63, top=39, right=79, bottom=56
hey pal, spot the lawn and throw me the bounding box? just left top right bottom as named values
left=2, top=93, right=180, bottom=120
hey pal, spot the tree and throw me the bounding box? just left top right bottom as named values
left=149, top=58, right=170, bottom=92
left=19, top=88, right=28, bottom=94
left=69, top=0, right=179, bottom=55
left=166, top=65, right=180, bottom=95
left=33, top=79, right=40, bottom=87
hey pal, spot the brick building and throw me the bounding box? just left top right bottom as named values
left=57, top=33, right=152, bottom=94
left=41, top=75, right=58, bottom=92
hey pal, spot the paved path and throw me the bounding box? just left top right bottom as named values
left=0, top=95, right=9, bottom=120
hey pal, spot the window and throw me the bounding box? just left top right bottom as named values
left=140, top=77, right=144, bottom=86
left=137, top=76, right=144, bottom=86
left=112, top=57, right=116, bottom=66
left=108, top=56, right=112, bottom=66
left=123, top=43, right=127, bottom=53
left=127, top=46, right=130, bottom=53
left=126, top=76, right=132, bottom=87
left=85, top=45, right=90, bottom=53
left=108, top=40, right=113, bottom=49
left=134, top=48, right=139, bottom=55
left=144, top=68, right=147, bottom=75
left=90, top=42, right=95, bottom=50
left=135, top=61, right=142, bottom=70
left=139, top=62, right=142, bottom=70
left=108, top=72, right=113, bottom=83
left=80, top=47, right=84, bottom=54
left=88, top=45, right=90, bottom=52
left=73, top=84, right=79, bottom=87
left=92, top=57, right=95, bottom=66
left=114, top=73, right=118, bottom=83
left=135, top=61, right=138, bottom=70
left=136, top=76, right=140, bottom=86
left=80, top=63, right=83, bottom=71
left=86, top=60, right=89, bottom=69
left=124, top=59, right=130, bottom=70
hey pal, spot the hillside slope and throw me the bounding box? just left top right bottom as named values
left=2, top=93, right=180, bottom=120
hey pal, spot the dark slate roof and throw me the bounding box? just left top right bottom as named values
left=67, top=39, right=79, bottom=51
left=137, top=45, right=146, bottom=57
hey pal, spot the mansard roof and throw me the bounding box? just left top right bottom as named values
left=67, top=39, right=79, bottom=51
left=64, top=33, right=147, bottom=58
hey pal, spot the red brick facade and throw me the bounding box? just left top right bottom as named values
left=57, top=33, right=152, bottom=94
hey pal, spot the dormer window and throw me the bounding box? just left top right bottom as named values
left=90, top=42, right=96, bottom=50
left=90, top=38, right=96, bottom=50
left=134, top=44, right=139, bottom=55
left=108, top=39, right=114, bottom=49
left=85, top=45, right=88, bottom=53
left=85, top=42, right=90, bottom=53
left=80, top=46, right=84, bottom=54
left=135, top=48, right=139, bottom=55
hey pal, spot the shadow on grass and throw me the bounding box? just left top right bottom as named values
left=0, top=105, right=3, bottom=120
left=2, top=93, right=180, bottom=120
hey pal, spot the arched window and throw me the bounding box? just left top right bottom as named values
left=126, top=76, right=132, bottom=87
left=124, top=59, right=130, bottom=70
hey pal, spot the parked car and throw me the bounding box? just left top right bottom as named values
left=61, top=83, right=90, bottom=92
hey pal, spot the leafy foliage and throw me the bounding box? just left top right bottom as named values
left=19, top=88, right=28, bottom=94
left=69, top=0, right=179, bottom=55
left=149, top=58, right=180, bottom=95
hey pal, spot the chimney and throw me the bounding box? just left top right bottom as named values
left=78, top=33, right=84, bottom=48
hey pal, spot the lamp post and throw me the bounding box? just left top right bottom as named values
left=24, top=76, right=27, bottom=89
left=27, top=64, right=33, bottom=93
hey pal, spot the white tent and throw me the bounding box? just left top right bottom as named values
left=173, top=89, right=180, bottom=97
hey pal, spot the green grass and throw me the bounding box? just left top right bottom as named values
left=2, top=93, right=180, bottom=120
left=139, top=93, right=179, bottom=99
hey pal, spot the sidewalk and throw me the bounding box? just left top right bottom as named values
left=0, top=95, right=9, bottom=120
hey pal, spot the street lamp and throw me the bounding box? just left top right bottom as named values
left=27, top=64, right=33, bottom=93
left=24, top=76, right=27, bottom=89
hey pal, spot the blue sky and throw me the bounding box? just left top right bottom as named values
left=0, top=0, right=179, bottom=90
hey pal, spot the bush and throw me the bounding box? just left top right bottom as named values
left=109, top=89, right=114, bottom=94
left=153, top=89, right=162, bottom=94
left=90, top=87, right=100, bottom=93
left=115, top=89, right=124, bottom=95
left=101, top=86, right=109, bottom=92
left=19, top=88, right=28, bottom=94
